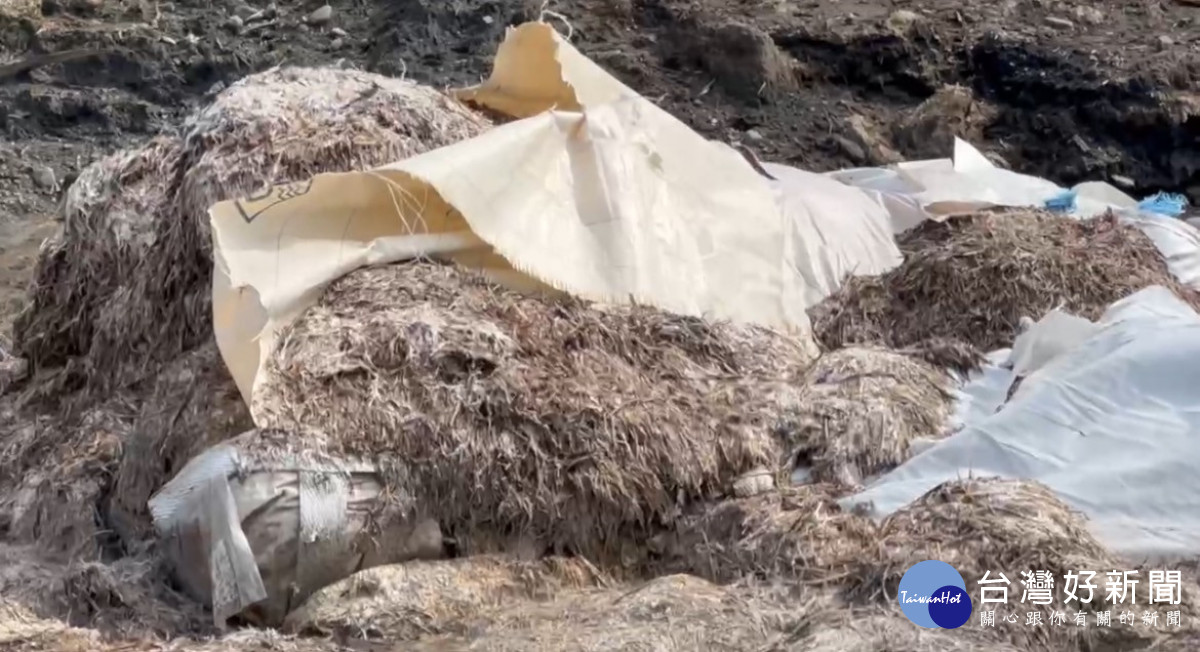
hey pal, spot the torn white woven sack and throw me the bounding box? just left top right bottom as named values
left=148, top=429, right=443, bottom=626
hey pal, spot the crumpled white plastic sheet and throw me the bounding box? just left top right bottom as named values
left=944, top=349, right=1013, bottom=434
left=761, top=162, right=903, bottom=305
left=841, top=286, right=1200, bottom=560
left=1006, top=309, right=1099, bottom=380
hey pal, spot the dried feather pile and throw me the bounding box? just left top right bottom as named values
left=776, top=347, right=956, bottom=487
left=0, top=598, right=346, bottom=652
left=13, top=137, right=184, bottom=395
left=12, top=67, right=492, bottom=397
left=658, top=485, right=877, bottom=584
left=848, top=478, right=1199, bottom=650
left=253, top=261, right=814, bottom=566
left=4, top=68, right=488, bottom=556
left=812, top=210, right=1200, bottom=352
left=0, top=343, right=251, bottom=557
left=852, top=479, right=1120, bottom=605
left=804, top=607, right=1025, bottom=652
left=0, top=346, right=26, bottom=395
left=174, top=67, right=492, bottom=253
left=0, top=395, right=131, bottom=559
left=287, top=563, right=1024, bottom=652
left=0, top=544, right=208, bottom=640
left=284, top=556, right=604, bottom=640
left=660, top=479, right=1198, bottom=650
left=294, top=568, right=825, bottom=652
left=0, top=0, right=38, bottom=20
left=0, top=600, right=106, bottom=652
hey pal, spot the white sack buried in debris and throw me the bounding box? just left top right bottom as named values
left=828, top=138, right=1200, bottom=290
left=843, top=286, right=1200, bottom=560
left=208, top=21, right=902, bottom=408
left=148, top=430, right=443, bottom=626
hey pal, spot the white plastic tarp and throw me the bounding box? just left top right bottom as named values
left=1128, top=212, right=1200, bottom=292
left=825, top=139, right=1062, bottom=229
left=1006, top=309, right=1099, bottom=379
left=841, top=286, right=1200, bottom=560
left=945, top=348, right=1013, bottom=434
left=822, top=167, right=929, bottom=235
left=827, top=139, right=1112, bottom=223
left=761, top=162, right=902, bottom=306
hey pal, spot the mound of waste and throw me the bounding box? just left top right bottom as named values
left=812, top=209, right=1200, bottom=352
left=12, top=67, right=493, bottom=397
left=0, top=68, right=493, bottom=561
left=251, top=261, right=811, bottom=567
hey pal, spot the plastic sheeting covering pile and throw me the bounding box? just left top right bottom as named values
left=208, top=22, right=904, bottom=406
left=828, top=138, right=1200, bottom=292
left=843, top=286, right=1200, bottom=560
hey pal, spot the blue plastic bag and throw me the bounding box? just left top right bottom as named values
left=1137, top=192, right=1189, bottom=218
left=1044, top=189, right=1078, bottom=214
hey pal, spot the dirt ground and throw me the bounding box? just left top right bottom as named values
left=1, top=0, right=1199, bottom=336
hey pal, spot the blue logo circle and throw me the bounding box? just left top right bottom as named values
left=897, top=560, right=972, bottom=629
